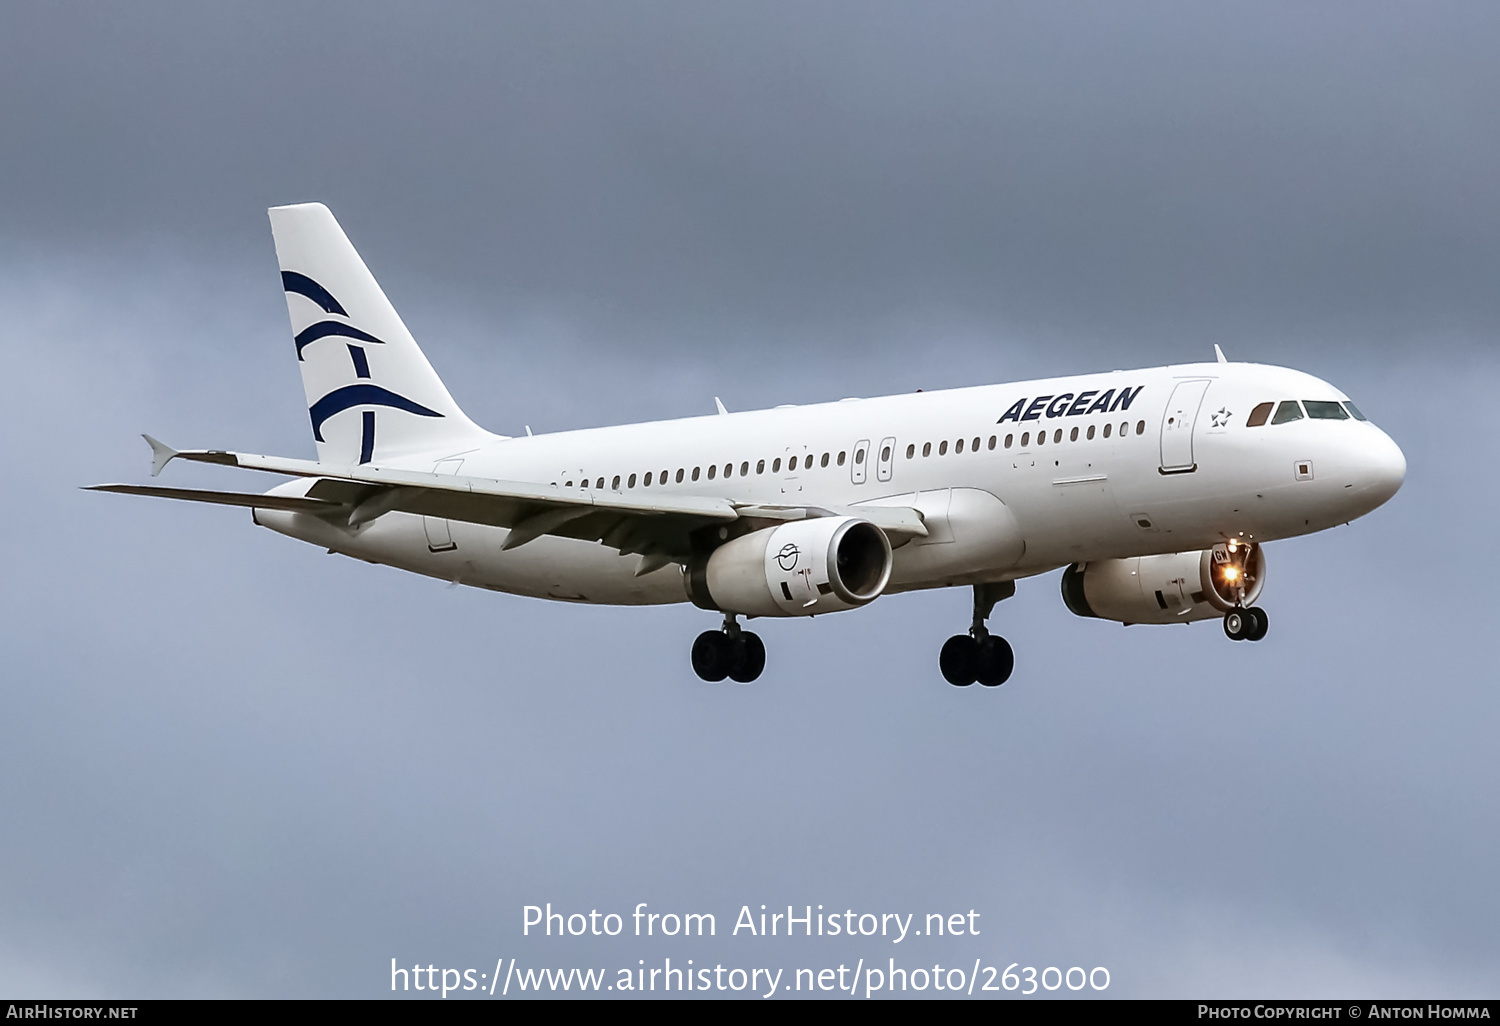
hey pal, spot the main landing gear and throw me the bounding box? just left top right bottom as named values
left=1223, top=606, right=1270, bottom=642
left=940, top=582, right=1016, bottom=687
left=691, top=613, right=766, bottom=683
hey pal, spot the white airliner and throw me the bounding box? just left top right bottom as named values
left=90, top=203, right=1407, bottom=686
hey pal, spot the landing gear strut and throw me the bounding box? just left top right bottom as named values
left=1223, top=606, right=1269, bottom=642
left=691, top=612, right=766, bottom=683
left=940, top=582, right=1015, bottom=687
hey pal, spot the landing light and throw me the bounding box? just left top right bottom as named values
left=1223, top=567, right=1240, bottom=581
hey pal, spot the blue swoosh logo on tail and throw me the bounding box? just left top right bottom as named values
left=309, top=384, right=443, bottom=442
left=294, top=321, right=386, bottom=360
left=281, top=271, right=347, bottom=316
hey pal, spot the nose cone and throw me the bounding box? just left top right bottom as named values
left=1352, top=427, right=1406, bottom=512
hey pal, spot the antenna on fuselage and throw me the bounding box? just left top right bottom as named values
left=1214, top=344, right=1228, bottom=364
left=715, top=397, right=729, bottom=415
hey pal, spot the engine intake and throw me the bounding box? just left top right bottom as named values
left=1061, top=542, right=1265, bottom=625
left=686, top=516, right=893, bottom=617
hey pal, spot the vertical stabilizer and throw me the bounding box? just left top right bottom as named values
left=268, top=203, right=493, bottom=464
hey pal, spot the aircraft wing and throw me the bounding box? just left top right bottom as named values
left=89, top=437, right=927, bottom=565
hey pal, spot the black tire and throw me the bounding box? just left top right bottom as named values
left=691, top=630, right=731, bottom=682
left=1223, top=609, right=1249, bottom=641
left=940, top=634, right=979, bottom=686
left=1246, top=606, right=1269, bottom=642
left=976, top=635, right=1014, bottom=687
left=728, top=632, right=766, bottom=683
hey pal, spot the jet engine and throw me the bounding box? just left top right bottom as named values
left=685, top=516, right=893, bottom=617
left=1061, top=541, right=1265, bottom=626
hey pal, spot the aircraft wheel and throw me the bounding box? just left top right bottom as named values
left=691, top=630, right=732, bottom=682
left=940, top=634, right=979, bottom=686
left=1246, top=607, right=1269, bottom=642
left=976, top=635, right=1014, bottom=687
left=1223, top=609, right=1250, bottom=641
left=728, top=632, right=766, bottom=683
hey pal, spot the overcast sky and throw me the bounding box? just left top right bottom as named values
left=1, top=2, right=1497, bottom=999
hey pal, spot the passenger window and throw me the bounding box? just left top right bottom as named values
left=1037, top=431, right=1046, bottom=446
left=676, top=468, right=685, bottom=483
left=821, top=453, right=829, bottom=467
left=661, top=469, right=668, bottom=483
left=756, top=460, right=765, bottom=474
left=939, top=441, right=948, bottom=455
left=906, top=444, right=915, bottom=459
left=596, top=477, right=604, bottom=489
left=691, top=468, right=700, bottom=482
left=1271, top=401, right=1304, bottom=425
left=1004, top=433, right=1013, bottom=448
left=881, top=445, right=891, bottom=463
left=643, top=472, right=652, bottom=487
left=628, top=473, right=637, bottom=488
left=955, top=438, right=965, bottom=454
left=854, top=449, right=865, bottom=465
left=1086, top=425, right=1095, bottom=440
left=1246, top=401, right=1274, bottom=427
left=1135, top=421, right=1144, bottom=435
left=738, top=462, right=747, bottom=476
left=1119, top=421, right=1127, bottom=436
left=1069, top=427, right=1078, bottom=442
left=922, top=442, right=931, bottom=457
left=1344, top=402, right=1367, bottom=421
left=1054, top=429, right=1062, bottom=444
left=1021, top=432, right=1030, bottom=447
left=611, top=475, right=621, bottom=489
left=1304, top=400, right=1349, bottom=420
left=707, top=465, right=716, bottom=480
left=1103, top=423, right=1111, bottom=438
left=773, top=458, right=782, bottom=472
left=988, top=435, right=997, bottom=450
left=973, top=436, right=981, bottom=452
left=804, top=455, right=813, bottom=470
left=838, top=451, right=846, bottom=466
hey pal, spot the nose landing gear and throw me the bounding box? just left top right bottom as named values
left=939, top=582, right=1016, bottom=687
left=1223, top=606, right=1269, bottom=642
left=691, top=613, right=766, bottom=683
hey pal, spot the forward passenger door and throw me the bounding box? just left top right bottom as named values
left=1159, top=379, right=1212, bottom=474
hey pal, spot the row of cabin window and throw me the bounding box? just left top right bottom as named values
left=1246, top=400, right=1365, bottom=427
left=563, top=450, right=852, bottom=491
left=561, top=415, right=1154, bottom=490
left=906, top=419, right=1147, bottom=459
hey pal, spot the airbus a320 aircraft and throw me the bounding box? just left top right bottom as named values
left=91, top=204, right=1406, bottom=686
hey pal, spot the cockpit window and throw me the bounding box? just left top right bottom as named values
left=1246, top=402, right=1274, bottom=427
left=1343, top=401, right=1367, bottom=421
left=1304, top=400, right=1349, bottom=420
left=1271, top=400, right=1304, bottom=425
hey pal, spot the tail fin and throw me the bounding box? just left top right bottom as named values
left=268, top=203, right=494, bottom=464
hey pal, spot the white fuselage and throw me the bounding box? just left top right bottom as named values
left=255, top=360, right=1406, bottom=607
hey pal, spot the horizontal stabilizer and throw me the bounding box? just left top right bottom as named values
left=85, top=484, right=342, bottom=515
left=143, top=434, right=179, bottom=477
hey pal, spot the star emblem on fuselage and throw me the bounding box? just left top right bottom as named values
left=1210, top=407, right=1232, bottom=428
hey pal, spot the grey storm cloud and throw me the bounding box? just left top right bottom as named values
left=0, top=1, right=1496, bottom=999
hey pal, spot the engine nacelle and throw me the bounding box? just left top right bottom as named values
left=685, top=516, right=893, bottom=617
left=1061, top=542, right=1265, bottom=625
